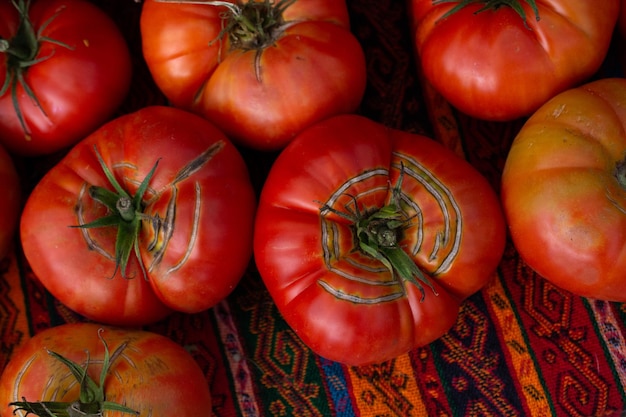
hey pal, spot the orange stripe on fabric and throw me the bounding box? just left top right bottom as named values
left=483, top=274, right=552, bottom=415
left=346, top=353, right=427, bottom=417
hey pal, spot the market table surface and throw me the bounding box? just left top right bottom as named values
left=1, top=1, right=626, bottom=416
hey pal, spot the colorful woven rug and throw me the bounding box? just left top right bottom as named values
left=2, top=1, right=626, bottom=416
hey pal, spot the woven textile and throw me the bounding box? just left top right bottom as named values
left=2, top=1, right=626, bottom=416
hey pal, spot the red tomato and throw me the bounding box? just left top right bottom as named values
left=0, top=143, right=20, bottom=259
left=501, top=78, right=626, bottom=302
left=410, top=0, right=619, bottom=121
left=0, top=0, right=132, bottom=156
left=253, top=114, right=506, bottom=365
left=20, top=106, right=256, bottom=325
left=140, top=0, right=366, bottom=151
left=0, top=323, right=212, bottom=417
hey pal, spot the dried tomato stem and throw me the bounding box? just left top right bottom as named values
left=216, top=0, right=296, bottom=50
left=155, top=0, right=295, bottom=49
left=153, top=0, right=296, bottom=81
left=615, top=158, right=626, bottom=190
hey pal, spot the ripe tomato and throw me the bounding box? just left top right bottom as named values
left=0, top=323, right=212, bottom=417
left=0, top=0, right=132, bottom=156
left=410, top=0, right=619, bottom=121
left=502, top=78, right=626, bottom=302
left=20, top=106, right=256, bottom=325
left=253, top=114, right=506, bottom=365
left=140, top=0, right=366, bottom=151
left=0, top=143, right=20, bottom=259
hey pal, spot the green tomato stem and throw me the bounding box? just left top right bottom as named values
left=116, top=196, right=136, bottom=222
left=321, top=164, right=437, bottom=300
left=71, top=146, right=159, bottom=280
left=434, top=0, right=540, bottom=26
left=0, top=0, right=39, bottom=63
left=9, top=329, right=139, bottom=417
left=0, top=0, right=72, bottom=138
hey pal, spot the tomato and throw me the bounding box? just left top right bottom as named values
left=0, top=0, right=132, bottom=156
left=20, top=106, right=256, bottom=326
left=501, top=78, right=626, bottom=302
left=253, top=114, right=506, bottom=365
left=140, top=0, right=366, bottom=151
left=409, top=0, right=619, bottom=121
left=0, top=323, right=212, bottom=417
left=0, top=143, right=20, bottom=259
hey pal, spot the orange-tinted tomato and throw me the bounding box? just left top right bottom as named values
left=502, top=78, right=626, bottom=301
left=140, top=0, right=366, bottom=150
left=0, top=323, right=212, bottom=417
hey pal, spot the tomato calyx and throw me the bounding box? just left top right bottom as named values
left=9, top=329, right=139, bottom=417
left=0, top=0, right=72, bottom=140
left=210, top=0, right=296, bottom=81
left=72, top=146, right=160, bottom=280
left=433, top=0, right=540, bottom=27
left=208, top=0, right=296, bottom=50
left=155, top=0, right=296, bottom=81
left=321, top=165, right=438, bottom=301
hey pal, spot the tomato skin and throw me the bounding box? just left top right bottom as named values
left=0, top=0, right=132, bottom=156
left=20, top=106, right=256, bottom=325
left=410, top=0, right=619, bottom=121
left=140, top=0, right=366, bottom=151
left=253, top=114, right=505, bottom=365
left=0, top=144, right=20, bottom=259
left=501, top=78, right=626, bottom=301
left=0, top=323, right=212, bottom=417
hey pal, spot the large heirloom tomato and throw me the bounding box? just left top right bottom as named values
left=20, top=106, right=256, bottom=325
left=0, top=0, right=132, bottom=156
left=0, top=143, right=20, bottom=259
left=502, top=78, right=626, bottom=302
left=410, top=0, right=619, bottom=121
left=140, top=0, right=366, bottom=151
left=254, top=114, right=506, bottom=365
left=0, top=323, right=212, bottom=417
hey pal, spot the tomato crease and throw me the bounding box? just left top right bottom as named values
left=173, top=140, right=225, bottom=183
